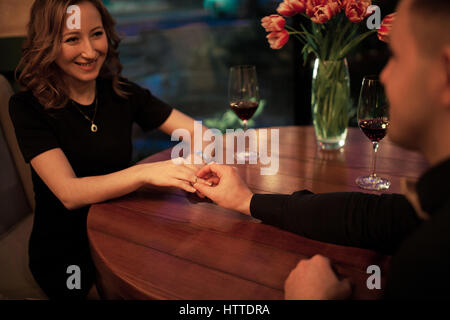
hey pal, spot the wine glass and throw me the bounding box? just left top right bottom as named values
left=355, top=75, right=391, bottom=191
left=228, top=65, right=260, bottom=161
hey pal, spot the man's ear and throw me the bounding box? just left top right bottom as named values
left=442, top=45, right=450, bottom=108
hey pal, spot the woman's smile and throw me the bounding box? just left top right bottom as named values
left=74, top=58, right=98, bottom=71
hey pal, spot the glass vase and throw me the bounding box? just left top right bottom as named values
left=311, top=58, right=351, bottom=150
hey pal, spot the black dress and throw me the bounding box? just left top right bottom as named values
left=9, top=77, right=172, bottom=299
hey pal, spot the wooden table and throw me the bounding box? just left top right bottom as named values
left=87, top=126, right=429, bottom=300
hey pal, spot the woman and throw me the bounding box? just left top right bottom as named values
left=9, top=0, right=206, bottom=299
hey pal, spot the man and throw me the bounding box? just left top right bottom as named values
left=193, top=0, right=450, bottom=299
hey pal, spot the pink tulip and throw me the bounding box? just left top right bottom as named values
left=277, top=0, right=306, bottom=17
left=288, top=0, right=307, bottom=13
left=378, top=12, right=396, bottom=43
left=310, top=4, right=334, bottom=24
left=328, top=0, right=344, bottom=15
left=266, top=29, right=290, bottom=49
left=306, top=0, right=343, bottom=23
left=261, top=14, right=286, bottom=32
left=305, top=0, right=329, bottom=17
left=342, top=0, right=371, bottom=7
left=344, top=0, right=372, bottom=23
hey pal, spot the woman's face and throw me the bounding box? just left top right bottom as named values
left=55, top=1, right=108, bottom=86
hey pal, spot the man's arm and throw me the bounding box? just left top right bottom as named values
left=194, top=163, right=423, bottom=254
left=251, top=191, right=422, bottom=254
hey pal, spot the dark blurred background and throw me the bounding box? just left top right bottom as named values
left=0, top=0, right=399, bottom=162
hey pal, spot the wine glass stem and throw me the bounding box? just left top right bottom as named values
left=242, top=120, right=249, bottom=155
left=371, top=141, right=379, bottom=177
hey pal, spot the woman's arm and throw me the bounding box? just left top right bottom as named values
left=158, top=109, right=199, bottom=135
left=158, top=108, right=211, bottom=157
left=31, top=148, right=201, bottom=210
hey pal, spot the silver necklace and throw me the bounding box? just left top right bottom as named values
left=72, top=95, right=98, bottom=133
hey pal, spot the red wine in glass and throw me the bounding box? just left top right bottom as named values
left=230, top=101, right=259, bottom=121
left=355, top=76, right=390, bottom=191
left=359, top=118, right=389, bottom=142
left=228, top=65, right=259, bottom=162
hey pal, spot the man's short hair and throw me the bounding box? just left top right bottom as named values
left=408, top=0, right=450, bottom=56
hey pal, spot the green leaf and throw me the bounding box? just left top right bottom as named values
left=336, top=30, right=376, bottom=59
left=299, top=23, right=319, bottom=57
left=330, top=20, right=353, bottom=59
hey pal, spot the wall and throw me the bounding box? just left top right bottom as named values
left=0, top=0, right=33, bottom=38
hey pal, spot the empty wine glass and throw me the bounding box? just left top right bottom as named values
left=355, top=75, right=391, bottom=191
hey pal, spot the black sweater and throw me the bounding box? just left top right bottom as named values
left=9, top=77, right=172, bottom=299
left=250, top=158, right=450, bottom=299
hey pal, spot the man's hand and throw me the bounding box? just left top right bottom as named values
left=285, top=255, right=352, bottom=300
left=193, top=163, right=253, bottom=215
left=180, top=153, right=210, bottom=198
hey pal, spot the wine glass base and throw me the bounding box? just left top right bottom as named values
left=356, top=175, right=391, bottom=191
left=236, top=150, right=258, bottom=163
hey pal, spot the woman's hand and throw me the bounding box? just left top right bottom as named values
left=139, top=158, right=210, bottom=193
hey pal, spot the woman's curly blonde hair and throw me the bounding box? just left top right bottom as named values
left=15, top=0, right=129, bottom=109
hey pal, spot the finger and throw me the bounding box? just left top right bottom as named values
left=341, top=278, right=352, bottom=291
left=174, top=179, right=196, bottom=193
left=176, top=166, right=200, bottom=184
left=337, top=278, right=353, bottom=299
left=196, top=163, right=225, bottom=179
left=196, top=177, right=212, bottom=186
left=196, top=164, right=214, bottom=178
left=200, top=173, right=220, bottom=185
left=284, top=272, right=296, bottom=299
left=193, top=182, right=216, bottom=199
left=196, top=191, right=206, bottom=198
left=296, top=258, right=306, bottom=268
left=179, top=169, right=213, bottom=186
left=207, top=176, right=220, bottom=185
left=311, top=254, right=329, bottom=263
left=199, top=172, right=214, bottom=180
left=285, top=268, right=295, bottom=285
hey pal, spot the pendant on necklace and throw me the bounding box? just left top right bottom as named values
left=91, top=123, right=98, bottom=132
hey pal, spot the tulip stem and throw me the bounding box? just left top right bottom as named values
left=288, top=31, right=308, bottom=35
left=285, top=25, right=296, bottom=31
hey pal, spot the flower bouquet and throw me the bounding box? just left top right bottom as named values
left=261, top=0, right=387, bottom=149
